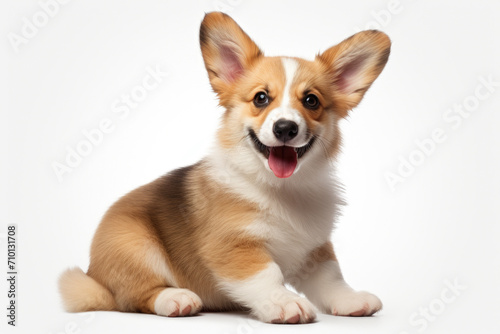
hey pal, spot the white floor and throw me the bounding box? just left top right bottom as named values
left=39, top=303, right=495, bottom=334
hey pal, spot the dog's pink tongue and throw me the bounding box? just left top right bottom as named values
left=268, top=146, right=297, bottom=178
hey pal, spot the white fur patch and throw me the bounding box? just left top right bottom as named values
left=281, top=57, right=298, bottom=107
left=258, top=58, right=308, bottom=147
left=143, top=244, right=179, bottom=288
left=294, top=260, right=382, bottom=315
left=218, top=263, right=316, bottom=323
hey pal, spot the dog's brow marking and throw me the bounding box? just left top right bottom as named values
left=281, top=58, right=299, bottom=108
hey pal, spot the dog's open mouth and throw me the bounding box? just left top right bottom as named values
left=248, top=129, right=315, bottom=178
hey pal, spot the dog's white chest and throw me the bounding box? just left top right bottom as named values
left=245, top=189, right=338, bottom=279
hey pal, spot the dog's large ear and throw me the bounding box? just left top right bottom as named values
left=317, top=30, right=391, bottom=117
left=200, top=12, right=262, bottom=99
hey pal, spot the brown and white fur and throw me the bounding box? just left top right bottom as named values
left=59, top=12, right=391, bottom=324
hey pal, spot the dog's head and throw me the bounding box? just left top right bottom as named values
left=200, top=12, right=390, bottom=181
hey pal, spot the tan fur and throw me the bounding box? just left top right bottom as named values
left=59, top=267, right=116, bottom=312
left=186, top=167, right=269, bottom=283
left=217, top=56, right=288, bottom=148
left=309, top=241, right=338, bottom=264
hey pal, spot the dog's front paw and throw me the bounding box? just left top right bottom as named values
left=330, top=290, right=382, bottom=317
left=254, top=292, right=317, bottom=324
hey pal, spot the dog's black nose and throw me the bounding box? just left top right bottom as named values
left=273, top=119, right=298, bottom=142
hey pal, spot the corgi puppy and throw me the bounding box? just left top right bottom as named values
left=59, top=12, right=390, bottom=324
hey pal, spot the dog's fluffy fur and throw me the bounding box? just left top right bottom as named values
left=59, top=12, right=390, bottom=324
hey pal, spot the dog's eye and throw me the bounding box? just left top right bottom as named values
left=253, top=92, right=269, bottom=108
left=303, top=94, right=320, bottom=110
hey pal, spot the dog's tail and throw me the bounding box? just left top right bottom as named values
left=59, top=267, right=117, bottom=312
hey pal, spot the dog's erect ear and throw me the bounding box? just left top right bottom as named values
left=200, top=12, right=262, bottom=97
left=317, top=30, right=391, bottom=117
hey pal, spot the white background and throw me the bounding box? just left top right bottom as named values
left=2, top=0, right=500, bottom=333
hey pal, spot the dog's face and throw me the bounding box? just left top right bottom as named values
left=200, top=12, right=390, bottom=180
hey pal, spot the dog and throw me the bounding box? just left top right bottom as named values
left=59, top=12, right=390, bottom=324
